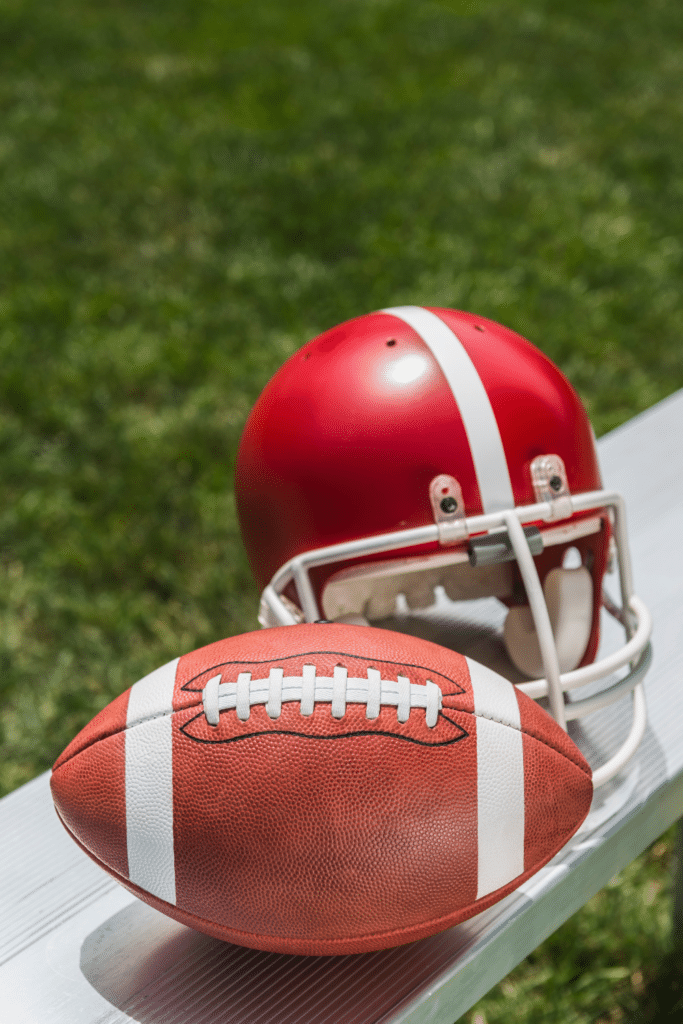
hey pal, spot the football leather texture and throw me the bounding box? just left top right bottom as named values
left=51, top=623, right=593, bottom=955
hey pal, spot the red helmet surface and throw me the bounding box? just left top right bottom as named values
left=236, top=307, right=651, bottom=785
left=237, top=307, right=601, bottom=587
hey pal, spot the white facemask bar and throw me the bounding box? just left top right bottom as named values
left=259, top=488, right=651, bottom=786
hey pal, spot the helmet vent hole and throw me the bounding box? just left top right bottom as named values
left=562, top=546, right=582, bottom=569
left=386, top=339, right=397, bottom=346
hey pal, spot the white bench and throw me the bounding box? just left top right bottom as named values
left=3, top=390, right=682, bottom=1024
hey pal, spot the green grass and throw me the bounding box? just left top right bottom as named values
left=468, top=830, right=681, bottom=1023
left=1, top=0, right=682, bottom=1020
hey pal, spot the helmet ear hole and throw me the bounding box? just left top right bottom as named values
left=504, top=566, right=593, bottom=678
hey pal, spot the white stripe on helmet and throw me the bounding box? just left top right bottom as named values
left=381, top=306, right=515, bottom=513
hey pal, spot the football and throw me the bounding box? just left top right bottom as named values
left=50, top=623, right=592, bottom=955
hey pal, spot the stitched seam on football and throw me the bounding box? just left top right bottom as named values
left=51, top=706, right=195, bottom=770
left=473, top=710, right=591, bottom=776
left=180, top=649, right=466, bottom=694
left=54, top=701, right=590, bottom=775
left=53, top=697, right=449, bottom=769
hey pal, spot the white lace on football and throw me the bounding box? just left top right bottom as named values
left=202, top=666, right=443, bottom=728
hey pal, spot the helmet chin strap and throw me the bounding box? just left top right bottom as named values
left=502, top=512, right=567, bottom=730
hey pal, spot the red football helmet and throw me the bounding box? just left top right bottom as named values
left=236, top=306, right=651, bottom=785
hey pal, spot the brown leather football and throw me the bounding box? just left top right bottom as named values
left=50, top=623, right=592, bottom=955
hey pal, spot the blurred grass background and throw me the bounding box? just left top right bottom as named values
left=1, top=0, right=683, bottom=1019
